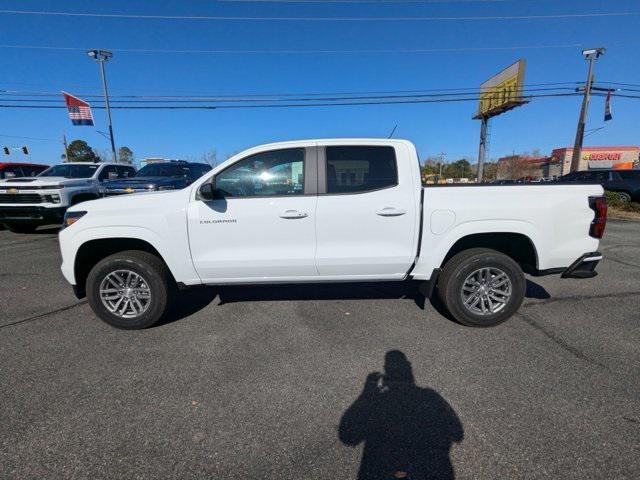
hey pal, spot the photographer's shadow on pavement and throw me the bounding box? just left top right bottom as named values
left=339, top=351, right=463, bottom=480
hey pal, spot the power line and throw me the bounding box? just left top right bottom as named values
left=0, top=92, right=584, bottom=110
left=0, top=43, right=583, bottom=54
left=0, top=9, right=638, bottom=21
left=0, top=86, right=580, bottom=104
left=0, top=81, right=584, bottom=99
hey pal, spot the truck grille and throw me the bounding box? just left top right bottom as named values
left=0, top=193, right=43, bottom=204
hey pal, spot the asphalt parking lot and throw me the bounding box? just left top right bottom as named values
left=1, top=220, right=639, bottom=479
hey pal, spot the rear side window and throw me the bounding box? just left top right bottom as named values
left=326, top=146, right=397, bottom=194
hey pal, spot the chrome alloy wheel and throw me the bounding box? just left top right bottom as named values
left=460, top=267, right=512, bottom=316
left=99, top=270, right=151, bottom=319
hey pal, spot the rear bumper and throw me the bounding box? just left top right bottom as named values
left=561, top=251, right=602, bottom=279
left=0, top=206, right=66, bottom=224
left=535, top=251, right=602, bottom=278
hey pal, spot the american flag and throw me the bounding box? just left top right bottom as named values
left=62, top=91, right=94, bottom=126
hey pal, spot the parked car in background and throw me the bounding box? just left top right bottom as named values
left=102, top=160, right=212, bottom=196
left=0, top=162, right=49, bottom=179
left=0, top=162, right=134, bottom=233
left=559, top=169, right=640, bottom=203
left=59, top=139, right=605, bottom=330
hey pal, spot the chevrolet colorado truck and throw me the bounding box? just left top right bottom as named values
left=59, top=139, right=607, bottom=329
left=0, top=162, right=134, bottom=233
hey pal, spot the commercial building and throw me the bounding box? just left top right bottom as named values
left=550, top=146, right=640, bottom=176
left=497, top=146, right=640, bottom=180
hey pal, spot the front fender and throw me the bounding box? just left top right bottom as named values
left=59, top=225, right=201, bottom=286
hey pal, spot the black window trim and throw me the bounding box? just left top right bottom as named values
left=202, top=146, right=317, bottom=200
left=317, top=145, right=400, bottom=196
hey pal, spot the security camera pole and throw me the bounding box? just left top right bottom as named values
left=87, top=49, right=117, bottom=163
left=569, top=47, right=605, bottom=173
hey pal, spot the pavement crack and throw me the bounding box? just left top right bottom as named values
left=516, top=312, right=610, bottom=371
left=602, top=256, right=640, bottom=270
left=523, top=290, right=640, bottom=307
left=0, top=301, right=87, bottom=330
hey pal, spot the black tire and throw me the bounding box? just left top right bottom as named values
left=437, top=248, right=525, bottom=327
left=86, top=250, right=174, bottom=329
left=616, top=191, right=632, bottom=204
left=5, top=223, right=38, bottom=233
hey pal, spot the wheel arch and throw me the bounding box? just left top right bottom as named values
left=441, top=232, right=539, bottom=274
left=74, top=237, right=171, bottom=298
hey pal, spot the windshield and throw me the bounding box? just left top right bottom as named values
left=136, top=163, right=188, bottom=177
left=39, top=164, right=99, bottom=179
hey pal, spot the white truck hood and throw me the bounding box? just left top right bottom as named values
left=0, top=177, right=93, bottom=188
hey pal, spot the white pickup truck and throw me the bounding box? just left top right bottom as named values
left=59, top=139, right=607, bottom=329
left=0, top=162, right=135, bottom=232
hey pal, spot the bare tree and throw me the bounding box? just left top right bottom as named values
left=498, top=155, right=535, bottom=180
left=201, top=149, right=218, bottom=166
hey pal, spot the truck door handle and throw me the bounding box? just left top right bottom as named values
left=376, top=207, right=406, bottom=217
left=279, top=210, right=308, bottom=219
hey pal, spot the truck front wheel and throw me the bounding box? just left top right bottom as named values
left=86, top=250, right=173, bottom=329
left=437, top=248, right=525, bottom=327
left=4, top=223, right=38, bottom=233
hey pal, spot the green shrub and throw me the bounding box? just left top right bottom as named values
left=605, top=190, right=640, bottom=213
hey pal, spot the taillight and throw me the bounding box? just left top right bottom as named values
left=588, top=196, right=607, bottom=239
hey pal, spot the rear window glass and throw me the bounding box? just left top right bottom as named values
left=326, top=146, right=397, bottom=194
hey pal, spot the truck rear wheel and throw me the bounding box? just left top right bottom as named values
left=86, top=250, right=173, bottom=329
left=437, top=248, right=525, bottom=327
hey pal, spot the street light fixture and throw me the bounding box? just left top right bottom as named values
left=87, top=49, right=117, bottom=163
left=569, top=47, right=606, bottom=173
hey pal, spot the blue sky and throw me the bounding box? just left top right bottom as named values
left=0, top=0, right=639, bottom=166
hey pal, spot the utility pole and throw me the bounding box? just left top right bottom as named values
left=62, top=134, right=69, bottom=162
left=87, top=49, right=117, bottom=163
left=476, top=116, right=489, bottom=182
left=438, top=152, right=446, bottom=179
left=570, top=47, right=605, bottom=173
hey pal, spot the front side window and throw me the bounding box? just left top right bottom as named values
left=326, top=146, right=397, bottom=194
left=215, top=148, right=305, bottom=197
left=117, top=166, right=136, bottom=178
left=188, top=164, right=212, bottom=179
left=38, top=164, right=99, bottom=178
left=618, top=171, right=640, bottom=181
left=99, top=166, right=119, bottom=181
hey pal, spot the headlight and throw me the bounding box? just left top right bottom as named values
left=62, top=210, right=87, bottom=229
left=146, top=185, right=158, bottom=191
left=158, top=186, right=175, bottom=190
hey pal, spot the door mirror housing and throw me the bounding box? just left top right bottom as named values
left=198, top=178, right=224, bottom=201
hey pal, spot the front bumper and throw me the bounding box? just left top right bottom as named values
left=561, top=251, right=602, bottom=279
left=0, top=206, right=67, bottom=224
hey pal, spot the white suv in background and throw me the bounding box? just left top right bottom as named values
left=0, top=162, right=135, bottom=233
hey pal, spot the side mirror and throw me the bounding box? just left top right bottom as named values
left=198, top=179, right=224, bottom=201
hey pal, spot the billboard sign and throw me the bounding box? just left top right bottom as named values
left=474, top=60, right=527, bottom=119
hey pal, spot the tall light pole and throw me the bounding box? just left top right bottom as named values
left=569, top=47, right=605, bottom=173
left=87, top=49, right=117, bottom=163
